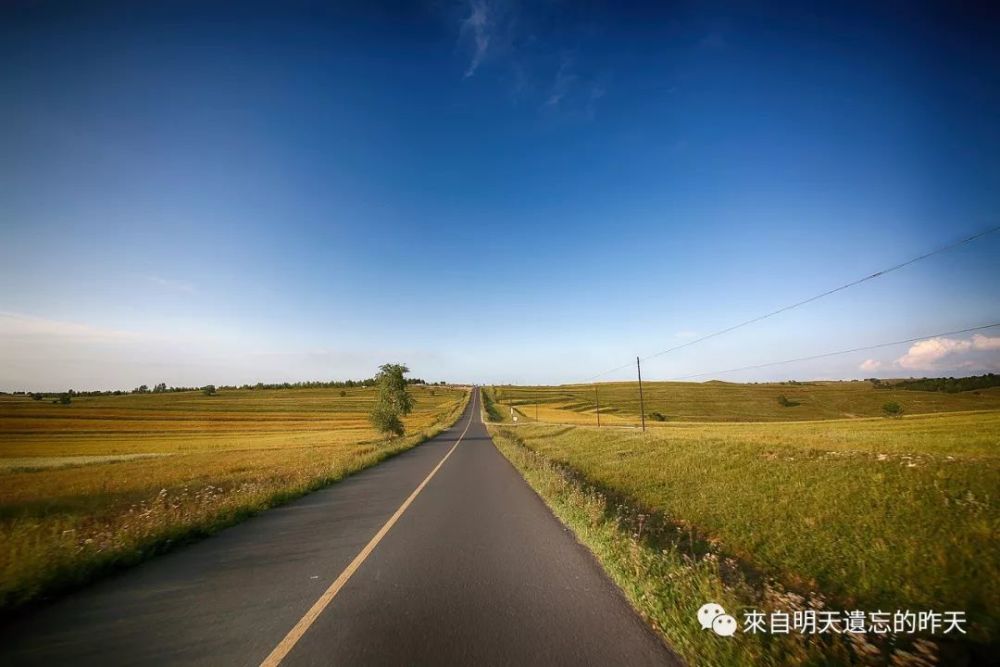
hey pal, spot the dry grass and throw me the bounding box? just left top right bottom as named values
left=0, top=386, right=468, bottom=612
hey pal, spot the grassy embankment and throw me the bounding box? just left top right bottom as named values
left=485, top=382, right=999, bottom=666
left=0, top=386, right=468, bottom=613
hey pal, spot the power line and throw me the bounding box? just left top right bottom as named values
left=583, top=225, right=1000, bottom=381
left=671, top=323, right=1000, bottom=380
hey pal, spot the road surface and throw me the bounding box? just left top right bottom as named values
left=0, top=389, right=678, bottom=666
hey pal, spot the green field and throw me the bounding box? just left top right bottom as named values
left=0, top=386, right=468, bottom=612
left=485, top=382, right=999, bottom=665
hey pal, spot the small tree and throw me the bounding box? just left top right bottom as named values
left=882, top=401, right=903, bottom=418
left=369, top=363, right=413, bottom=438
left=202, top=384, right=217, bottom=396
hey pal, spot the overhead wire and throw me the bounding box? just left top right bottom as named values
left=671, top=323, right=1000, bottom=380
left=582, top=225, right=1000, bottom=382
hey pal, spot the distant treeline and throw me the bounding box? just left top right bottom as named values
left=6, top=377, right=446, bottom=398
left=869, top=373, right=1000, bottom=393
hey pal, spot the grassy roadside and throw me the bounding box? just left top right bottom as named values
left=487, top=422, right=985, bottom=666
left=0, top=388, right=470, bottom=615
left=482, top=386, right=503, bottom=422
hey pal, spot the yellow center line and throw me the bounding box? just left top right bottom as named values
left=259, top=389, right=478, bottom=667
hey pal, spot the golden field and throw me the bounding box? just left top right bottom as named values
left=0, top=386, right=468, bottom=611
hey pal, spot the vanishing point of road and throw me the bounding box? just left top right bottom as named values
left=0, top=389, right=679, bottom=666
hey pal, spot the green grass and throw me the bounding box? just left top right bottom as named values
left=0, top=386, right=469, bottom=613
left=481, top=386, right=502, bottom=422
left=484, top=384, right=999, bottom=664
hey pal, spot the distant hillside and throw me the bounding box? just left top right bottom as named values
left=873, top=373, right=1000, bottom=393
left=489, top=379, right=1000, bottom=423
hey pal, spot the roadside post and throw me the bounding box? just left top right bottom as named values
left=637, top=356, right=646, bottom=432
left=595, top=384, right=601, bottom=427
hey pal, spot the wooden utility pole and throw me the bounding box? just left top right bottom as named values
left=595, top=384, right=601, bottom=427
left=637, top=356, right=646, bottom=432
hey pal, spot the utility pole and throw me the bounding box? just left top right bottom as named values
left=535, top=401, right=538, bottom=421
left=595, top=384, right=601, bottom=428
left=637, top=356, right=646, bottom=432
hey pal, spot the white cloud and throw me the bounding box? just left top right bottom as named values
left=894, top=334, right=1000, bottom=372
left=972, top=333, right=1000, bottom=351
left=852, top=334, right=1000, bottom=375
left=859, top=359, right=882, bottom=372
left=896, top=337, right=971, bottom=370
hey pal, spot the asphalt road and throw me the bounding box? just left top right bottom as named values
left=1, top=389, right=678, bottom=666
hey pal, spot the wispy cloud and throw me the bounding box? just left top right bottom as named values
left=0, top=311, right=143, bottom=343
left=144, top=275, right=196, bottom=294
left=0, top=311, right=246, bottom=391
left=0, top=310, right=448, bottom=392
left=541, top=53, right=608, bottom=119
left=544, top=55, right=578, bottom=107
left=461, top=0, right=492, bottom=78
left=699, top=31, right=728, bottom=50
left=454, top=1, right=608, bottom=117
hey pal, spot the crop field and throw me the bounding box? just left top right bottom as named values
left=0, top=386, right=468, bottom=612
left=485, top=383, right=999, bottom=663
left=490, top=379, right=1000, bottom=423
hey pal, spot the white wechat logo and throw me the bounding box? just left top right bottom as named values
left=712, top=614, right=738, bottom=637
left=698, top=602, right=738, bottom=637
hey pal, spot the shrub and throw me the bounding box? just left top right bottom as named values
left=649, top=411, right=667, bottom=421
left=202, top=385, right=217, bottom=396
left=777, top=395, right=799, bottom=407
left=882, top=401, right=903, bottom=418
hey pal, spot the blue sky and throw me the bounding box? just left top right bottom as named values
left=1, top=0, right=998, bottom=390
